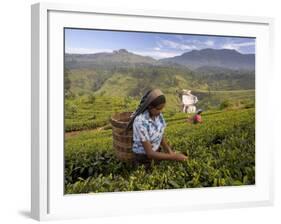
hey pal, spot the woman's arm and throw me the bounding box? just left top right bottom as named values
left=141, top=141, right=187, bottom=161
left=160, top=137, right=173, bottom=154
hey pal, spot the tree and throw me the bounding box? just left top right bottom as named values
left=64, top=69, right=72, bottom=98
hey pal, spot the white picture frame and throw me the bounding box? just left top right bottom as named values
left=31, top=2, right=274, bottom=221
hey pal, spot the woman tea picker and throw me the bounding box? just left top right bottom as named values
left=127, top=89, right=188, bottom=162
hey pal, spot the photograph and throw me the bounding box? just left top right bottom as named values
left=63, top=28, right=255, bottom=194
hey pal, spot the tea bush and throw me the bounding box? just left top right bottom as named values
left=65, top=108, right=255, bottom=194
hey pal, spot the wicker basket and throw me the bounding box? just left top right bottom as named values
left=110, top=112, right=135, bottom=161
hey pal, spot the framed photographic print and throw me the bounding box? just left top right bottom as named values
left=31, top=2, right=274, bottom=221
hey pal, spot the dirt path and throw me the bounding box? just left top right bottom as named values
left=65, top=125, right=108, bottom=138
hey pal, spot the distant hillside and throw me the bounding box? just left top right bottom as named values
left=66, top=65, right=254, bottom=98
left=65, top=49, right=157, bottom=69
left=159, top=48, right=255, bottom=70
left=66, top=66, right=194, bottom=98
left=64, top=48, right=255, bottom=108
left=192, top=65, right=255, bottom=90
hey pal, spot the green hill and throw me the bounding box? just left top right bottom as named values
left=64, top=49, right=255, bottom=132
left=65, top=65, right=254, bottom=116
left=66, top=65, right=254, bottom=95
left=65, top=49, right=255, bottom=98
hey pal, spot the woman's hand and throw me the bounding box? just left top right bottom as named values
left=172, top=153, right=188, bottom=161
left=142, top=141, right=188, bottom=161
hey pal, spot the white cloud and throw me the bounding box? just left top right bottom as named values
left=66, top=46, right=179, bottom=59
left=158, top=39, right=198, bottom=51
left=65, top=47, right=112, bottom=54
left=205, top=40, right=215, bottom=47
left=156, top=38, right=218, bottom=51
left=236, top=42, right=255, bottom=47
left=222, top=41, right=255, bottom=51
left=133, top=50, right=180, bottom=59
left=222, top=44, right=239, bottom=50
left=153, top=47, right=161, bottom=51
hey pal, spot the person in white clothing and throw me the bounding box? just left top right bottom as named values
left=181, top=90, right=198, bottom=113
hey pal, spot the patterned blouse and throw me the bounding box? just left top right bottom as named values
left=132, top=110, right=166, bottom=154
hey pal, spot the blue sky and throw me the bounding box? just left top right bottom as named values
left=65, top=28, right=255, bottom=59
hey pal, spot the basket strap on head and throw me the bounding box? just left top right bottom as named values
left=126, top=89, right=164, bottom=131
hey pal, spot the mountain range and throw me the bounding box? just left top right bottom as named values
left=160, top=48, right=255, bottom=70
left=65, top=49, right=157, bottom=69
left=65, top=48, right=255, bottom=71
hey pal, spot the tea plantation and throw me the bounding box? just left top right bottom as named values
left=64, top=108, right=255, bottom=194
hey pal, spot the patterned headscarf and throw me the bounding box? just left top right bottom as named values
left=126, top=89, right=164, bottom=131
